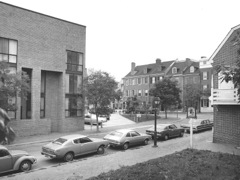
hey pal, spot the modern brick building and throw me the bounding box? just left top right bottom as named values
left=210, top=24, right=240, bottom=146
left=0, top=2, right=86, bottom=136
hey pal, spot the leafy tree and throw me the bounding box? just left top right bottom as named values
left=114, top=89, right=123, bottom=109
left=149, top=77, right=181, bottom=119
left=0, top=61, right=30, bottom=144
left=215, top=32, right=240, bottom=101
left=0, top=62, right=30, bottom=111
left=85, top=70, right=118, bottom=131
left=126, top=95, right=140, bottom=114
left=183, top=84, right=202, bottom=113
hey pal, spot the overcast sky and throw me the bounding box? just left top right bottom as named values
left=3, top=0, right=240, bottom=81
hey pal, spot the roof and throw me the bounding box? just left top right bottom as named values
left=60, top=134, right=87, bottom=140
left=124, top=60, right=174, bottom=78
left=114, top=129, right=135, bottom=133
left=209, top=24, right=240, bottom=62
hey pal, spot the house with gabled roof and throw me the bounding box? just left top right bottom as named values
left=209, top=24, right=240, bottom=146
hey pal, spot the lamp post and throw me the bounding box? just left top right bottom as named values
left=152, top=97, right=160, bottom=147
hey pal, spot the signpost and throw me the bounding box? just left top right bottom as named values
left=188, top=107, right=196, bottom=149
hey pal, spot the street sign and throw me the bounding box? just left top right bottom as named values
left=187, top=107, right=196, bottom=118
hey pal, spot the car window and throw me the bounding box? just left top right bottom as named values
left=201, top=121, right=205, bottom=124
left=80, top=137, right=92, bottom=144
left=169, top=125, right=176, bottom=129
left=131, top=131, right=140, bottom=137
left=73, top=139, right=81, bottom=144
left=109, top=131, right=123, bottom=137
left=0, top=149, right=10, bottom=157
left=164, top=126, right=169, bottom=130
left=126, top=133, right=131, bottom=137
left=53, top=138, right=67, bottom=144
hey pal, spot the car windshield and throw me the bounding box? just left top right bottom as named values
left=157, top=125, right=167, bottom=130
left=52, top=138, right=67, bottom=144
left=109, top=131, right=123, bottom=137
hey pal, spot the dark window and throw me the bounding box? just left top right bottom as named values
left=0, top=37, right=17, bottom=64
left=0, top=149, right=10, bottom=157
left=131, top=131, right=140, bottom=137
left=80, top=137, right=92, bottom=143
left=66, top=51, right=83, bottom=73
left=40, top=71, right=46, bottom=118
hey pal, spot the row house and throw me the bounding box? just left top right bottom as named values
left=0, top=2, right=86, bottom=137
left=122, top=58, right=204, bottom=111
left=210, top=24, right=240, bottom=146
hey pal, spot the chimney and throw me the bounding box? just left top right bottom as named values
left=131, top=62, right=136, bottom=74
left=156, top=58, right=162, bottom=71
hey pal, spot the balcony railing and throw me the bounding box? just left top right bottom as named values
left=212, top=89, right=239, bottom=105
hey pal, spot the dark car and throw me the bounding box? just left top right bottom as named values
left=180, top=119, right=213, bottom=133
left=146, top=124, right=185, bottom=140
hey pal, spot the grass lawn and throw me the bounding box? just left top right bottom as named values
left=87, top=149, right=240, bottom=180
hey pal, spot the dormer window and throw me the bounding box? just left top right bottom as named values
left=190, top=66, right=194, bottom=73
left=172, top=67, right=177, bottom=74
left=144, top=68, right=147, bottom=74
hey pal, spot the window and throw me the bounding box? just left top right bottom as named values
left=185, top=77, right=189, bottom=84
left=0, top=37, right=17, bottom=64
left=201, top=99, right=209, bottom=107
left=203, top=72, right=208, bottom=80
left=145, top=90, right=148, bottom=96
left=66, top=51, right=83, bottom=73
left=131, top=90, right=135, bottom=96
left=80, top=137, right=92, bottom=143
left=152, top=77, right=155, bottom=84
left=190, top=66, right=194, bottom=73
left=125, top=79, right=129, bottom=86
left=125, top=90, right=129, bottom=96
left=138, top=78, right=141, bottom=84
left=193, top=77, right=198, bottom=84
left=172, top=67, right=177, bottom=74
left=138, top=90, right=142, bottom=96
left=145, top=77, right=148, bottom=84
left=65, top=51, right=83, bottom=117
left=131, top=131, right=140, bottom=137
left=40, top=71, right=46, bottom=118
left=0, top=150, right=10, bottom=157
left=203, top=85, right=208, bottom=91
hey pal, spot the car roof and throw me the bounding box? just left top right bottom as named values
left=0, top=145, right=8, bottom=150
left=59, top=134, right=87, bottom=140
left=114, top=129, right=135, bottom=133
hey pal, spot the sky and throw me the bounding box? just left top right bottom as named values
left=3, top=0, right=240, bottom=81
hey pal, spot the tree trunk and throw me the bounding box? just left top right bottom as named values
left=165, top=108, right=168, bottom=119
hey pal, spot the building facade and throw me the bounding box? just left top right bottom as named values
left=0, top=2, right=86, bottom=137
left=122, top=58, right=207, bottom=111
left=210, top=24, right=240, bottom=146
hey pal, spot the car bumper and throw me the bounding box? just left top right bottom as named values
left=146, top=132, right=162, bottom=138
left=41, top=152, right=57, bottom=158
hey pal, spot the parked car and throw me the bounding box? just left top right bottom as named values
left=99, top=114, right=110, bottom=120
left=180, top=119, right=213, bottom=133
left=84, top=114, right=108, bottom=125
left=0, top=145, right=37, bottom=174
left=146, top=124, right=185, bottom=141
left=103, top=129, right=151, bottom=150
left=41, top=134, right=109, bottom=162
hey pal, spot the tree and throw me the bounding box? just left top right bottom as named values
left=0, top=61, right=30, bottom=144
left=114, top=89, right=123, bottom=109
left=183, top=84, right=202, bottom=113
left=125, top=95, right=140, bottom=114
left=149, top=77, right=181, bottom=119
left=85, top=70, right=118, bottom=131
left=215, top=32, right=240, bottom=101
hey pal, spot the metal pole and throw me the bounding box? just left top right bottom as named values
left=153, top=108, right=158, bottom=147
left=190, top=118, right=193, bottom=148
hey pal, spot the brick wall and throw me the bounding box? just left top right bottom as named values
left=212, top=28, right=240, bottom=146
left=0, top=2, right=86, bottom=137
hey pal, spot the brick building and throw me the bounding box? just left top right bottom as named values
left=0, top=2, right=86, bottom=136
left=122, top=58, right=203, bottom=111
left=210, top=24, right=240, bottom=146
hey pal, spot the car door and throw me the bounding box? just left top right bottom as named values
left=72, top=138, right=82, bottom=156
left=205, top=120, right=212, bottom=130
left=79, top=137, right=96, bottom=155
left=169, top=124, right=179, bottom=137
left=168, top=125, right=176, bottom=137
left=0, top=149, right=12, bottom=173
left=130, top=131, right=143, bottom=145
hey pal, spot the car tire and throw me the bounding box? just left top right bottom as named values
left=19, top=160, right=32, bottom=172
left=164, top=134, right=169, bottom=141
left=123, top=142, right=129, bottom=150
left=179, top=131, right=184, bottom=137
left=97, top=146, right=105, bottom=154
left=144, top=139, right=149, bottom=145
left=64, top=152, right=74, bottom=162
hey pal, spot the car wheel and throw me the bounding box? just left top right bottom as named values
left=97, top=146, right=105, bottom=154
left=64, top=152, right=74, bottom=162
left=19, top=160, right=32, bottom=172
left=164, top=134, right=169, bottom=141
left=144, top=139, right=149, bottom=145
left=123, top=142, right=129, bottom=150
left=179, top=131, right=184, bottom=137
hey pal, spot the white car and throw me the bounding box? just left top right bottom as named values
left=84, top=114, right=108, bottom=125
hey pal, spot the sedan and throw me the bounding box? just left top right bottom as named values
left=103, top=129, right=151, bottom=150
left=146, top=124, right=185, bottom=141
left=41, top=134, right=109, bottom=162
left=180, top=119, right=213, bottom=133
left=84, top=114, right=108, bottom=125
left=0, top=145, right=37, bottom=174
